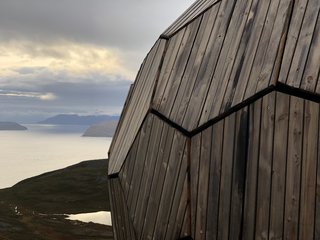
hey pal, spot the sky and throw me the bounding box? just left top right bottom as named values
left=0, top=0, right=195, bottom=123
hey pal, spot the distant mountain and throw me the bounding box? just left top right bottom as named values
left=38, top=114, right=119, bottom=126
left=82, top=121, right=118, bottom=137
left=0, top=122, right=27, bottom=131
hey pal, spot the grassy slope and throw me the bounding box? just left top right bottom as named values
left=0, top=159, right=113, bottom=240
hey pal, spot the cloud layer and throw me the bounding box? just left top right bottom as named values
left=0, top=0, right=194, bottom=122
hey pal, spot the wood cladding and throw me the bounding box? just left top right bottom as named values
left=153, top=0, right=294, bottom=131
left=115, top=114, right=191, bottom=240
left=110, top=92, right=320, bottom=239
left=108, top=0, right=320, bottom=238
left=108, top=39, right=166, bottom=175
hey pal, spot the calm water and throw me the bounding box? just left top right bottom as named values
left=0, top=124, right=111, bottom=189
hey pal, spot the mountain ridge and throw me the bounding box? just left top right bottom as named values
left=38, top=114, right=119, bottom=125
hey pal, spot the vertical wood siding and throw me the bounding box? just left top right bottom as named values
left=111, top=91, right=320, bottom=240
left=113, top=114, right=190, bottom=240
left=108, top=39, right=167, bottom=175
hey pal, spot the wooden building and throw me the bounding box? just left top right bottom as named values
left=108, top=0, right=320, bottom=239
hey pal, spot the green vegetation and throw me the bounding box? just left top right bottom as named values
left=0, top=159, right=113, bottom=239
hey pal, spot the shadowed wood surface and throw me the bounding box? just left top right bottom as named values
left=108, top=0, right=320, bottom=239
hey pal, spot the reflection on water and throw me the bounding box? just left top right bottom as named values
left=67, top=211, right=112, bottom=226
left=0, top=124, right=111, bottom=188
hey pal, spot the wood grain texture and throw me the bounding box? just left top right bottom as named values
left=206, top=120, right=224, bottom=240
left=153, top=0, right=295, bottom=132
left=242, top=98, right=262, bottom=240
left=117, top=114, right=189, bottom=240
left=108, top=39, right=167, bottom=175
left=299, top=100, right=319, bottom=239
left=283, top=96, right=304, bottom=239
left=162, top=0, right=221, bottom=37
left=268, top=92, right=290, bottom=239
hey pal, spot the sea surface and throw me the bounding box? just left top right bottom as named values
left=0, top=124, right=111, bottom=189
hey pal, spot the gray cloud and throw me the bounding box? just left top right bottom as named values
left=0, top=0, right=194, bottom=51
left=0, top=0, right=194, bottom=122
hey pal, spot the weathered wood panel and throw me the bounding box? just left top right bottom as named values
left=283, top=96, right=304, bottom=239
left=117, top=113, right=190, bottom=240
left=279, top=0, right=320, bottom=94
left=108, top=39, right=167, bottom=175
left=109, top=178, right=137, bottom=240
left=162, top=0, right=221, bottom=37
left=186, top=91, right=320, bottom=240
left=242, top=98, right=262, bottom=240
left=153, top=0, right=293, bottom=132
left=268, top=93, right=289, bottom=239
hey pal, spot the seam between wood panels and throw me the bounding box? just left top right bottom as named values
left=284, top=0, right=308, bottom=85
left=269, top=0, right=295, bottom=87
left=150, top=39, right=169, bottom=108
left=240, top=106, right=250, bottom=239
left=109, top=112, right=151, bottom=177
left=297, top=97, right=306, bottom=239
left=253, top=97, right=263, bottom=239
left=118, top=178, right=139, bottom=240
left=281, top=94, right=291, bottom=239
left=161, top=0, right=222, bottom=39
left=298, top=2, right=320, bottom=90
left=313, top=106, right=320, bottom=239
left=267, top=92, right=277, bottom=239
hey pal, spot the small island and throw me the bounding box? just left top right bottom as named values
left=0, top=122, right=27, bottom=131
left=82, top=121, right=118, bottom=137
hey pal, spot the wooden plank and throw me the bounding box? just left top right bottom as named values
left=180, top=202, right=192, bottom=239
left=209, top=0, right=264, bottom=120
left=190, top=133, right=201, bottom=238
left=109, top=82, right=134, bottom=156
left=315, top=108, right=320, bottom=238
left=242, top=98, right=262, bottom=240
left=283, top=95, right=304, bottom=239
left=198, top=0, right=250, bottom=124
left=217, top=112, right=236, bottom=240
left=116, top=178, right=137, bottom=240
left=110, top=179, right=125, bottom=240
left=255, top=92, right=275, bottom=240
left=206, top=120, right=224, bottom=240
left=166, top=171, right=190, bottom=240
left=152, top=132, right=187, bottom=239
left=140, top=123, right=175, bottom=239
left=117, top=40, right=166, bottom=174
left=182, top=0, right=236, bottom=130
left=123, top=132, right=141, bottom=200
left=108, top=180, right=119, bottom=240
left=287, top=0, right=320, bottom=89
left=152, top=30, right=185, bottom=109
left=221, top=0, right=273, bottom=111
left=194, top=127, right=212, bottom=240
left=246, top=0, right=293, bottom=98
left=278, top=0, right=309, bottom=85
left=163, top=0, right=220, bottom=37
left=158, top=17, right=202, bottom=118
left=109, top=40, right=160, bottom=174
left=229, top=107, right=248, bottom=239
left=170, top=6, right=220, bottom=126
left=163, top=0, right=204, bottom=36
left=268, top=92, right=290, bottom=239
left=133, top=117, right=164, bottom=235
left=303, top=12, right=320, bottom=92
left=299, top=100, right=319, bottom=239
left=127, top=115, right=154, bottom=219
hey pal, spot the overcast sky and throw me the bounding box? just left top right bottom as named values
left=0, top=0, right=194, bottom=122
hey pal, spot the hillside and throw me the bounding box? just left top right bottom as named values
left=0, top=122, right=27, bottom=131
left=83, top=121, right=118, bottom=137
left=38, top=114, right=119, bottom=125
left=0, top=159, right=113, bottom=239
